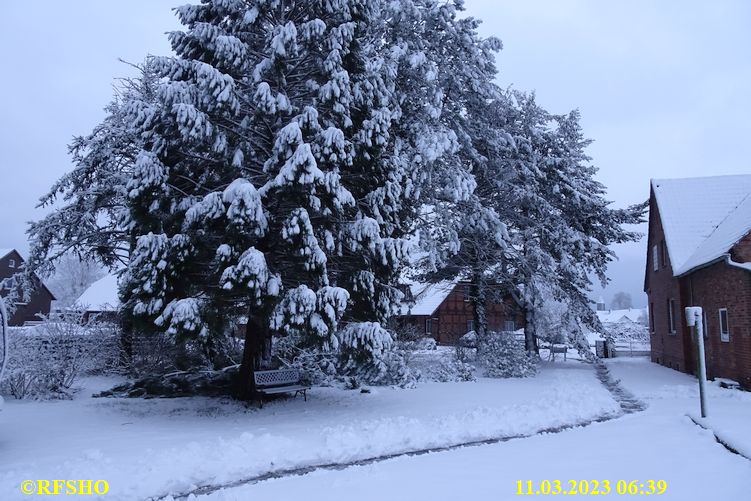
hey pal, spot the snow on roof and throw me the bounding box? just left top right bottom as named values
left=0, top=249, right=14, bottom=259
left=596, top=308, right=646, bottom=324
left=74, top=274, right=120, bottom=312
left=401, top=279, right=458, bottom=316
left=677, top=193, right=751, bottom=275
left=652, top=175, right=751, bottom=276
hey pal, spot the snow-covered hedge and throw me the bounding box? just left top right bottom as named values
left=603, top=321, right=650, bottom=345
left=0, top=321, right=119, bottom=399
left=476, top=331, right=538, bottom=378
left=406, top=347, right=476, bottom=383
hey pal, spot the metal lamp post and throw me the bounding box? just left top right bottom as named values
left=684, top=306, right=708, bottom=418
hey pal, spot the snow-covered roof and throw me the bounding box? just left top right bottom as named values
left=74, top=274, right=120, bottom=312
left=652, top=175, right=751, bottom=276
left=401, top=279, right=458, bottom=316
left=596, top=308, right=646, bottom=324
left=0, top=249, right=14, bottom=259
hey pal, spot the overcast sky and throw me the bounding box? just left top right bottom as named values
left=1, top=1, right=750, bottom=307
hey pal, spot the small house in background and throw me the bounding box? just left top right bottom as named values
left=0, top=248, right=56, bottom=326
left=645, top=175, right=751, bottom=389
left=73, top=274, right=120, bottom=322
left=596, top=308, right=648, bottom=325
left=398, top=279, right=525, bottom=345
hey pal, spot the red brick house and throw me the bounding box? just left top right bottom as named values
left=645, top=175, right=751, bottom=389
left=0, top=248, right=56, bottom=326
left=398, top=280, right=525, bottom=345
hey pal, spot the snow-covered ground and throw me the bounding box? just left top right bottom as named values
left=193, top=358, right=751, bottom=501
left=0, top=361, right=618, bottom=500
left=609, top=357, right=751, bottom=460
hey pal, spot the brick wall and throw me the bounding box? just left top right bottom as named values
left=686, top=262, right=751, bottom=389
left=435, top=283, right=524, bottom=344
left=645, top=192, right=693, bottom=373
left=730, top=232, right=751, bottom=263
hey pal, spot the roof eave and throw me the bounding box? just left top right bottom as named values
left=675, top=254, right=751, bottom=277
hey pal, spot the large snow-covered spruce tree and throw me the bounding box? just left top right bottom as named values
left=115, top=0, right=497, bottom=396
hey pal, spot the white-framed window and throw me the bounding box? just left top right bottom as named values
left=466, top=319, right=474, bottom=333
left=425, top=318, right=432, bottom=335
left=463, top=284, right=471, bottom=302
left=649, top=302, right=655, bottom=333
left=719, top=308, right=730, bottom=342
left=667, top=298, right=676, bottom=334
left=652, top=245, right=659, bottom=271
left=504, top=320, right=516, bottom=332
left=660, top=240, right=667, bottom=268
left=8, top=258, right=15, bottom=268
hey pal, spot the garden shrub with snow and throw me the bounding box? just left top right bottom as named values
left=476, top=331, right=538, bottom=378
left=0, top=318, right=119, bottom=399
left=338, top=323, right=417, bottom=388
left=602, top=321, right=650, bottom=345
left=272, top=332, right=339, bottom=386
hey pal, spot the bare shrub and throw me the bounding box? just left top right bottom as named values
left=0, top=313, right=119, bottom=399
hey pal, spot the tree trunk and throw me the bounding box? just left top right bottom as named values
left=235, top=305, right=271, bottom=400
left=118, top=314, right=135, bottom=373
left=470, top=274, right=487, bottom=338
left=524, top=301, right=539, bottom=354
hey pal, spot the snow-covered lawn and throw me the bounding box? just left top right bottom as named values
left=195, top=358, right=751, bottom=501
left=0, top=361, right=618, bottom=500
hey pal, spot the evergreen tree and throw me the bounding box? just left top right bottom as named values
left=118, top=0, right=499, bottom=395
left=492, top=93, right=645, bottom=352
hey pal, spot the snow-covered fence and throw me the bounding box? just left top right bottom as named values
left=0, top=319, right=119, bottom=399
left=602, top=322, right=650, bottom=357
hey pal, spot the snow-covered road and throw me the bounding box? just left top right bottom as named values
left=194, top=359, right=751, bottom=501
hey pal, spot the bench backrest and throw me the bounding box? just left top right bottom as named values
left=254, top=369, right=300, bottom=388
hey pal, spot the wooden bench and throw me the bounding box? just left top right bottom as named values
left=549, top=344, right=568, bottom=361
left=253, top=369, right=310, bottom=405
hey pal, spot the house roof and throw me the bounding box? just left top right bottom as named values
left=401, top=279, right=459, bottom=316
left=74, top=274, right=120, bottom=312
left=0, top=249, right=15, bottom=259
left=596, top=308, right=646, bottom=324
left=652, top=175, right=751, bottom=276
